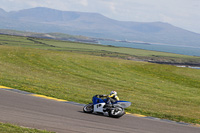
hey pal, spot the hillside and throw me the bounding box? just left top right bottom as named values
left=1, top=7, right=200, bottom=47
left=0, top=35, right=200, bottom=124
left=1, top=34, right=200, bottom=66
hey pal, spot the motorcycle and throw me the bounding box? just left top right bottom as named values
left=83, top=95, right=131, bottom=118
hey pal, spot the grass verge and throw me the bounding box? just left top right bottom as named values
left=0, top=123, right=53, bottom=133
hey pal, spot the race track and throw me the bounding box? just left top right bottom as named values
left=0, top=88, right=200, bottom=133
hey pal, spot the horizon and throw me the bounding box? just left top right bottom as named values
left=0, top=0, right=200, bottom=34
left=1, top=6, right=199, bottom=35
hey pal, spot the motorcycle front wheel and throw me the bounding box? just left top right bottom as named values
left=109, top=107, right=125, bottom=118
left=83, top=103, right=94, bottom=113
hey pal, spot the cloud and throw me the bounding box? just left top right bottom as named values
left=79, top=0, right=88, bottom=6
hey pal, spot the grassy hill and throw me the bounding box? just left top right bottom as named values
left=1, top=34, right=200, bottom=65
left=0, top=34, right=200, bottom=124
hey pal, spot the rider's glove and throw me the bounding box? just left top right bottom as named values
left=99, top=95, right=103, bottom=97
left=99, top=95, right=107, bottom=97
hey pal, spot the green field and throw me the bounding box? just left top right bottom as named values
left=1, top=34, right=200, bottom=64
left=0, top=34, right=200, bottom=125
left=0, top=123, right=53, bottom=133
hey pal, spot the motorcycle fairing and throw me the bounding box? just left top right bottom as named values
left=92, top=95, right=106, bottom=113
left=92, top=95, right=107, bottom=104
left=93, top=103, right=106, bottom=113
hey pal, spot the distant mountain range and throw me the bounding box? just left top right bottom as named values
left=0, top=7, right=200, bottom=47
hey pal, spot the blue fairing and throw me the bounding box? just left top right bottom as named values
left=92, top=95, right=130, bottom=105
left=92, top=95, right=131, bottom=109
left=92, top=96, right=106, bottom=104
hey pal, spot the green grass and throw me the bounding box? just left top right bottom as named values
left=0, top=123, right=53, bottom=133
left=0, top=34, right=200, bottom=125
left=1, top=34, right=200, bottom=64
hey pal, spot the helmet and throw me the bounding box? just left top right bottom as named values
left=110, top=91, right=117, bottom=95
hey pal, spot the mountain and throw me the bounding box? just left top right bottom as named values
left=0, top=7, right=200, bottom=47
left=0, top=8, right=6, bottom=17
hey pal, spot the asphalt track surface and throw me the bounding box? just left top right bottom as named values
left=0, top=88, right=200, bottom=133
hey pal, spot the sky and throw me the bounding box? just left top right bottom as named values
left=1, top=0, right=200, bottom=34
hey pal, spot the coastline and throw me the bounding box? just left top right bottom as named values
left=148, top=61, right=200, bottom=69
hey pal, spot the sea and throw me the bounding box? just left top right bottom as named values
left=98, top=40, right=200, bottom=57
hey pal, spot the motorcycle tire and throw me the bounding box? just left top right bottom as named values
left=109, top=107, right=125, bottom=118
left=83, top=103, right=94, bottom=113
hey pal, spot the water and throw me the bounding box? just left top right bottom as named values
left=98, top=40, right=200, bottom=57
left=177, top=66, right=200, bottom=69
left=189, top=67, right=200, bottom=69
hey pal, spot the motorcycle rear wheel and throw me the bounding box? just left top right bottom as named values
left=83, top=103, right=93, bottom=113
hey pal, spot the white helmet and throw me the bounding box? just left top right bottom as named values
left=110, top=91, right=117, bottom=95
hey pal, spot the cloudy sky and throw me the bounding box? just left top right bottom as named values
left=1, top=0, right=200, bottom=34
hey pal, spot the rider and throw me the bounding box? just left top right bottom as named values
left=104, top=91, right=119, bottom=108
